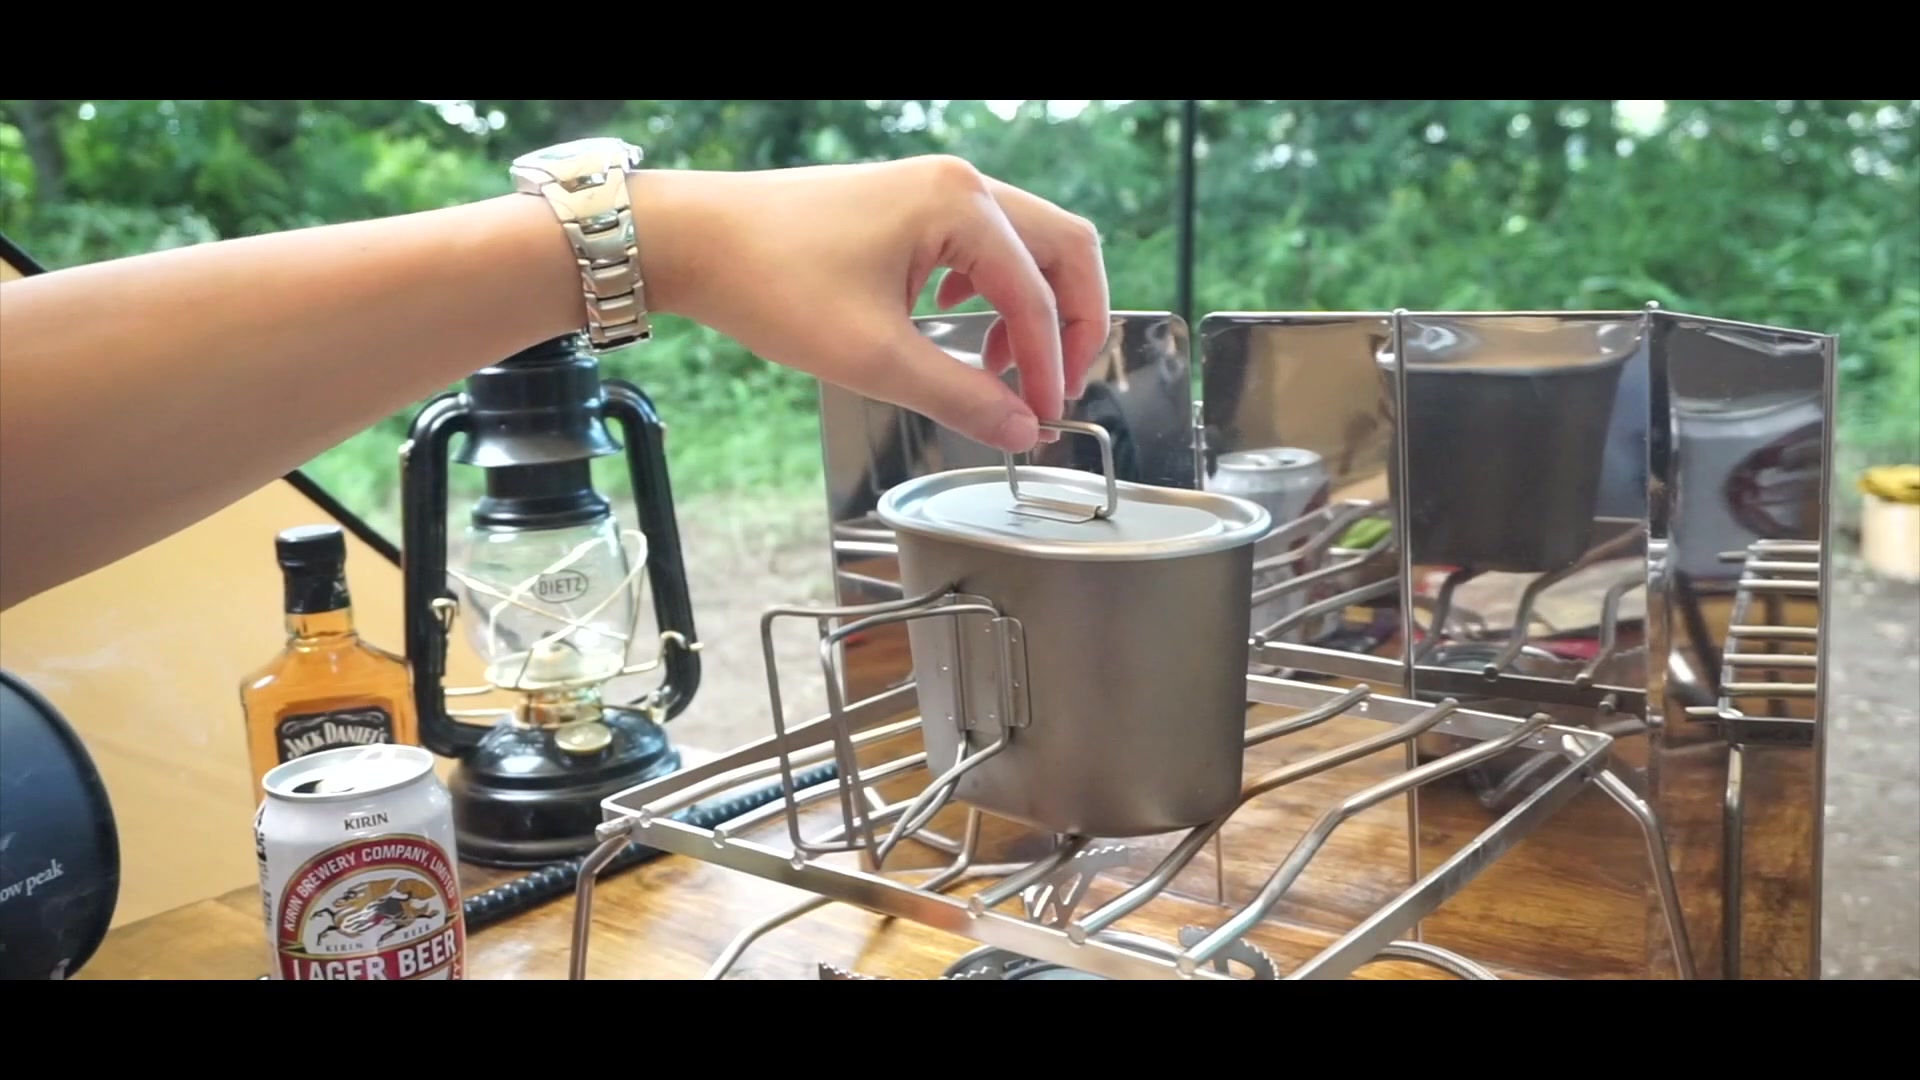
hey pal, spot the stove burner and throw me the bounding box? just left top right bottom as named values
left=818, top=928, right=1279, bottom=981
left=941, top=930, right=1174, bottom=980
left=956, top=960, right=1108, bottom=981
left=947, top=928, right=1279, bottom=980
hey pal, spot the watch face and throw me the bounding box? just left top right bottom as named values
left=518, top=138, right=641, bottom=171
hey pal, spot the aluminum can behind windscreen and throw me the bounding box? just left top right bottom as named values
left=255, top=744, right=466, bottom=981
left=1206, top=448, right=1331, bottom=644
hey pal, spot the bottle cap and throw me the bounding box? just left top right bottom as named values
left=276, top=525, right=347, bottom=569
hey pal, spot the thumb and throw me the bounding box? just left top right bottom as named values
left=860, top=325, right=1040, bottom=453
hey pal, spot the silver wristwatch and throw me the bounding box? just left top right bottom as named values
left=509, top=137, right=651, bottom=352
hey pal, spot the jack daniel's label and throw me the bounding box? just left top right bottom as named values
left=275, top=705, right=395, bottom=763
left=272, top=834, right=465, bottom=980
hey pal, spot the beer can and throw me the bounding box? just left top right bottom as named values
left=255, top=744, right=466, bottom=981
left=1205, top=448, right=1332, bottom=643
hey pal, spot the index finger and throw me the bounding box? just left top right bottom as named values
left=943, top=183, right=1111, bottom=401
left=948, top=188, right=1066, bottom=426
left=984, top=178, right=1111, bottom=400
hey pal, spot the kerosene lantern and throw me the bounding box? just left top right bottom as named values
left=400, top=333, right=701, bottom=868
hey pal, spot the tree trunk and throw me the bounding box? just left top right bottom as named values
left=5, top=99, right=69, bottom=205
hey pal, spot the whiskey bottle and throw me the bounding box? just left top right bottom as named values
left=240, top=524, right=419, bottom=798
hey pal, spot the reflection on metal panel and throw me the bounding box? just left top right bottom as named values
left=798, top=301, right=1833, bottom=981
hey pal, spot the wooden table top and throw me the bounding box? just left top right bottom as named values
left=80, top=572, right=1814, bottom=982
left=78, top=691, right=1698, bottom=982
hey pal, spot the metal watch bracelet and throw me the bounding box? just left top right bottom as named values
left=536, top=168, right=650, bottom=351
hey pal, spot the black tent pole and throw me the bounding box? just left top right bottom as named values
left=1174, top=99, right=1198, bottom=329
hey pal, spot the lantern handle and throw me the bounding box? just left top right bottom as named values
left=601, top=379, right=703, bottom=722
left=400, top=390, right=489, bottom=758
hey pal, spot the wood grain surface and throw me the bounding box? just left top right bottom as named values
left=75, top=704, right=1631, bottom=980
left=80, top=590, right=1815, bottom=981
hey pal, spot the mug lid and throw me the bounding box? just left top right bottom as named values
left=878, top=465, right=1269, bottom=562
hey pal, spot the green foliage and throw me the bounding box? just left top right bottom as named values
left=3, top=99, right=1914, bottom=528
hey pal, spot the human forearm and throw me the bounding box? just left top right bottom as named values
left=0, top=187, right=642, bottom=610
left=0, top=153, right=1107, bottom=612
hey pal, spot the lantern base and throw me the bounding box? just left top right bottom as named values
left=446, top=705, right=680, bottom=869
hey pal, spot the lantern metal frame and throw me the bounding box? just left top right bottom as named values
left=400, top=335, right=702, bottom=869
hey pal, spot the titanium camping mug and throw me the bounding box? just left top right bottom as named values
left=870, top=419, right=1271, bottom=838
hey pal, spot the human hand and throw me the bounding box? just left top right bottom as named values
left=630, top=156, right=1111, bottom=453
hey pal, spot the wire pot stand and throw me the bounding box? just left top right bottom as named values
left=565, top=596, right=1697, bottom=981
left=1682, top=538, right=1822, bottom=979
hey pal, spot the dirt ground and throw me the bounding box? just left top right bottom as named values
left=1820, top=556, right=1920, bottom=978
left=639, top=491, right=837, bottom=756
left=654, top=491, right=1919, bottom=980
